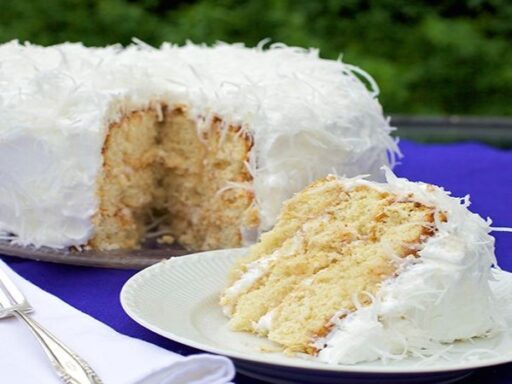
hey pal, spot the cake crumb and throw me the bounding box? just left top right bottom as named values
left=157, top=235, right=175, bottom=245
left=259, top=345, right=283, bottom=353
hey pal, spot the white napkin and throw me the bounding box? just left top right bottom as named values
left=0, top=260, right=235, bottom=384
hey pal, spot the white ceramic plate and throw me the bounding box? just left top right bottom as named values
left=120, top=248, right=512, bottom=384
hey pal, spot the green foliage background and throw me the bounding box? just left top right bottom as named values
left=1, top=0, right=511, bottom=116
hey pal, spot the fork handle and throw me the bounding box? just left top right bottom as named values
left=13, top=310, right=103, bottom=384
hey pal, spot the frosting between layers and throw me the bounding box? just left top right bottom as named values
left=0, top=40, right=398, bottom=248
left=222, top=248, right=281, bottom=316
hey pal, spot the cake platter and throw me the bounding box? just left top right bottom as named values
left=0, top=240, right=188, bottom=269
left=121, top=248, right=512, bottom=384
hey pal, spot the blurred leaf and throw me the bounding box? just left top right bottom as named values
left=1, top=0, right=511, bottom=115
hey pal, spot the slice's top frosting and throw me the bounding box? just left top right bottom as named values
left=0, top=40, right=398, bottom=247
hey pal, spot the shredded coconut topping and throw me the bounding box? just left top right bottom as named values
left=0, top=40, right=398, bottom=248
left=315, top=168, right=501, bottom=364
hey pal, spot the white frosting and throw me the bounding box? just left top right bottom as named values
left=315, top=168, right=501, bottom=364
left=0, top=40, right=398, bottom=248
left=254, top=310, right=274, bottom=333
left=222, top=249, right=281, bottom=316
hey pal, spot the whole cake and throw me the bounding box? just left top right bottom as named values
left=0, top=40, right=398, bottom=251
left=220, top=168, right=500, bottom=364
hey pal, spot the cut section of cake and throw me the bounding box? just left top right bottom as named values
left=220, top=168, right=500, bottom=364
left=0, top=41, right=399, bottom=251
left=89, top=106, right=254, bottom=251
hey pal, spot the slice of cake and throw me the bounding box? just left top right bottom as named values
left=220, top=168, right=500, bottom=364
left=0, top=41, right=398, bottom=251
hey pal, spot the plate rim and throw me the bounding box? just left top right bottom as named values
left=120, top=248, right=512, bottom=375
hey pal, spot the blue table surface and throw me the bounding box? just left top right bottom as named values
left=2, top=139, right=512, bottom=383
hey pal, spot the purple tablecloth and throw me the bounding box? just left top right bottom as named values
left=2, top=139, right=512, bottom=384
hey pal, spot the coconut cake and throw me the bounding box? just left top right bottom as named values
left=220, top=169, right=500, bottom=364
left=0, top=40, right=398, bottom=251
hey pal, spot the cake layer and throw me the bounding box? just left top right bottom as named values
left=157, top=108, right=256, bottom=250
left=90, top=109, right=160, bottom=249
left=224, top=177, right=348, bottom=284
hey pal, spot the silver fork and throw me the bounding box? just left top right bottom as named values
left=0, top=266, right=103, bottom=384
